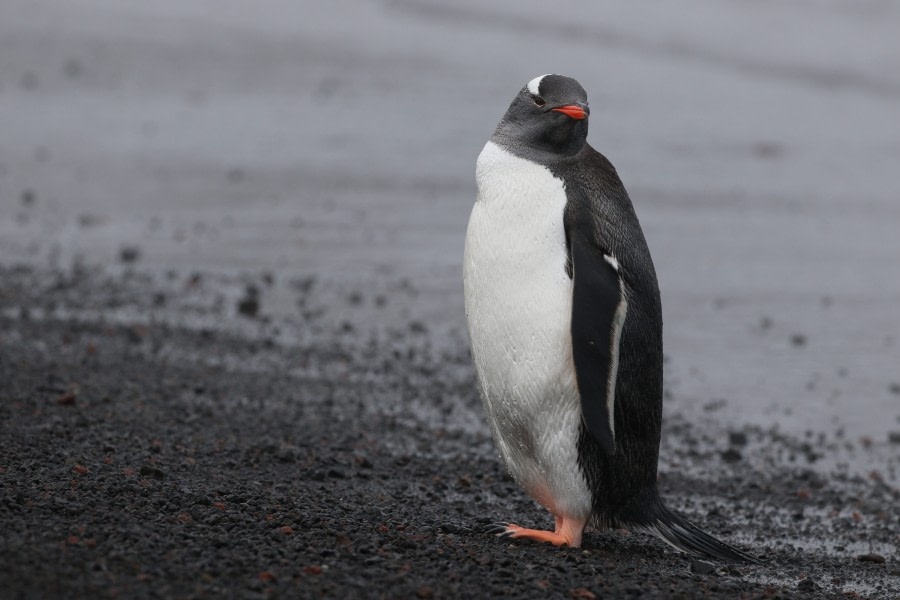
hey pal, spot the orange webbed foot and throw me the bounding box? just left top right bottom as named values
left=487, top=518, right=584, bottom=547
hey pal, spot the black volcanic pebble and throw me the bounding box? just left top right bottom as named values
left=119, top=245, right=142, bottom=264
left=728, top=431, right=748, bottom=447
left=691, top=560, right=715, bottom=575
left=721, top=449, right=743, bottom=463
left=858, top=553, right=886, bottom=564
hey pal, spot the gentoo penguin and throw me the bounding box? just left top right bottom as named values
left=463, top=74, right=755, bottom=562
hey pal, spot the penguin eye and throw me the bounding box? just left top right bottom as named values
left=532, top=96, right=546, bottom=107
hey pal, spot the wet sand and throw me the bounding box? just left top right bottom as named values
left=1, top=0, right=899, bottom=597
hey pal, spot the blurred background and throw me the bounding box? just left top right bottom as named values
left=1, top=0, right=899, bottom=451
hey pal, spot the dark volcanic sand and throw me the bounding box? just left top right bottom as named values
left=1, top=264, right=898, bottom=599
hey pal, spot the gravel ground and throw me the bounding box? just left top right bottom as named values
left=1, top=264, right=898, bottom=599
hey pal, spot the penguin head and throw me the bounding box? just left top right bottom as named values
left=493, top=74, right=590, bottom=159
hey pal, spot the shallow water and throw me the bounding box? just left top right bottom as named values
left=1, top=0, right=899, bottom=443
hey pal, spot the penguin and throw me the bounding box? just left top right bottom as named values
left=463, top=74, right=756, bottom=562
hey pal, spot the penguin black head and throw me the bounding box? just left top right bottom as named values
left=493, top=74, right=590, bottom=159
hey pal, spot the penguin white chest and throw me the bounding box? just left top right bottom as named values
left=463, top=141, right=591, bottom=520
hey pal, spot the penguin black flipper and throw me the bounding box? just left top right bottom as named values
left=567, top=227, right=626, bottom=457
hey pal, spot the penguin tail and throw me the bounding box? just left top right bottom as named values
left=620, top=488, right=760, bottom=564
left=641, top=504, right=759, bottom=563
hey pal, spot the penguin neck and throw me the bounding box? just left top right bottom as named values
left=491, top=122, right=587, bottom=165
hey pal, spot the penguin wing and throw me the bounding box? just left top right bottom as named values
left=569, top=230, right=627, bottom=456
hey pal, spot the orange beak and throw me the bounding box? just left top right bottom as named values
left=551, top=105, right=588, bottom=120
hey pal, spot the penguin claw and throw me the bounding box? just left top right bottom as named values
left=486, top=522, right=525, bottom=538
left=485, top=522, right=514, bottom=535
